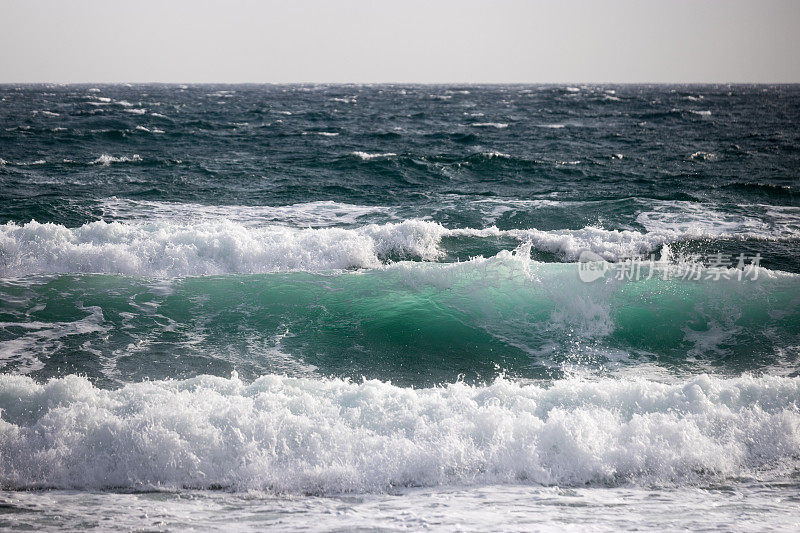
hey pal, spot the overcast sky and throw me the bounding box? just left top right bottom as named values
left=2, top=0, right=799, bottom=83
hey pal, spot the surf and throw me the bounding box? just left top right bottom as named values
left=1, top=372, right=798, bottom=492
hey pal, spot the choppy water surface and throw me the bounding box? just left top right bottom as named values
left=1, top=84, right=799, bottom=530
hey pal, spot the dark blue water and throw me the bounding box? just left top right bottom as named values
left=1, top=85, right=797, bottom=222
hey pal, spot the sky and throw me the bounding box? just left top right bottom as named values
left=1, top=0, right=799, bottom=83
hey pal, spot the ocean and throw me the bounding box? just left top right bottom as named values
left=0, top=84, right=799, bottom=530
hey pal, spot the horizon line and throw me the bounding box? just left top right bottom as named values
left=3, top=81, right=800, bottom=86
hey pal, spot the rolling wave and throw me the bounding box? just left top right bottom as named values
left=1, top=372, right=798, bottom=492
left=1, top=214, right=798, bottom=277
left=1, top=253, right=797, bottom=383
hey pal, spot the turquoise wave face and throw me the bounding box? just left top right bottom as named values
left=2, top=255, right=797, bottom=387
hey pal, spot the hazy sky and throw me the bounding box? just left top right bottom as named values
left=2, top=0, right=799, bottom=83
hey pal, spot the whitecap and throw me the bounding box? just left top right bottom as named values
left=89, top=154, right=142, bottom=166
left=471, top=122, right=509, bottom=129
left=689, top=151, right=717, bottom=161
left=351, top=151, right=396, bottom=160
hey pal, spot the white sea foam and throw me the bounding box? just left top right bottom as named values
left=504, top=227, right=676, bottom=261
left=0, top=159, right=48, bottom=166
left=0, top=219, right=445, bottom=276
left=689, top=151, right=717, bottom=161
left=1, top=207, right=797, bottom=277
left=133, top=125, right=164, bottom=134
left=99, top=198, right=398, bottom=227
left=351, top=152, right=397, bottom=160
left=760, top=205, right=800, bottom=236
left=0, top=307, right=107, bottom=375
left=0, top=372, right=797, bottom=491
left=89, top=154, right=142, bottom=166
left=690, top=110, right=712, bottom=116
left=302, top=131, right=338, bottom=136
left=471, top=122, right=509, bottom=129
left=124, top=108, right=147, bottom=115
left=456, top=197, right=560, bottom=224
left=635, top=200, right=780, bottom=237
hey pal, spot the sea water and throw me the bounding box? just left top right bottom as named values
left=1, top=84, right=799, bottom=530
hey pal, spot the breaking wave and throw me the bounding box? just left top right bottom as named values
left=1, top=213, right=798, bottom=276
left=0, top=372, right=798, bottom=492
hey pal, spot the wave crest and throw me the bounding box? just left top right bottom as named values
left=0, top=219, right=445, bottom=276
left=0, top=373, right=797, bottom=492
